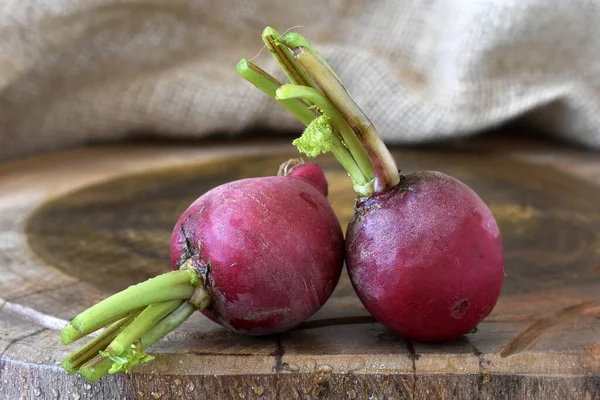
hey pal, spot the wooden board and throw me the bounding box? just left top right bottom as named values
left=0, top=138, right=599, bottom=400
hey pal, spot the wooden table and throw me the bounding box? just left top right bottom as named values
left=0, top=137, right=599, bottom=399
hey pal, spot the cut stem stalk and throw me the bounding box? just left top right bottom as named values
left=280, top=32, right=341, bottom=81
left=79, top=302, right=198, bottom=382
left=277, top=84, right=375, bottom=182
left=236, top=59, right=317, bottom=125
left=60, top=307, right=143, bottom=345
left=141, top=302, right=196, bottom=347
left=105, top=300, right=183, bottom=356
left=290, top=46, right=401, bottom=194
left=262, top=27, right=315, bottom=88
left=62, top=270, right=197, bottom=344
left=61, top=314, right=138, bottom=374
left=79, top=354, right=114, bottom=383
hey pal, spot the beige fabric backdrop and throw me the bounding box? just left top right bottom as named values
left=2, top=0, right=600, bottom=162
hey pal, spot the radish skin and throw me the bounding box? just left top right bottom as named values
left=346, top=172, right=504, bottom=341
left=170, top=164, right=344, bottom=335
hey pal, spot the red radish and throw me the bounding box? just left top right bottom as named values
left=59, top=160, right=344, bottom=381
left=169, top=161, right=342, bottom=335
left=238, top=27, right=504, bottom=341
left=345, top=172, right=504, bottom=341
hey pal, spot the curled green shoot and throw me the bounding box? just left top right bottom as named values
left=292, top=115, right=337, bottom=158
left=276, top=84, right=374, bottom=184
left=293, top=115, right=372, bottom=195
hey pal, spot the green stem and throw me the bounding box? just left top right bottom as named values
left=62, top=270, right=198, bottom=344
left=105, top=300, right=183, bottom=356
left=79, top=354, right=113, bottom=383
left=289, top=46, right=401, bottom=194
left=61, top=314, right=135, bottom=374
left=236, top=58, right=317, bottom=125
left=60, top=307, right=142, bottom=346
left=79, top=302, right=197, bottom=382
left=238, top=28, right=401, bottom=196
left=262, top=27, right=315, bottom=88
left=140, top=302, right=196, bottom=347
left=328, top=139, right=372, bottom=195
left=279, top=32, right=341, bottom=81
left=291, top=112, right=368, bottom=192
left=276, top=84, right=375, bottom=182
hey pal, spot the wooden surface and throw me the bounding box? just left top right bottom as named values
left=0, top=138, right=599, bottom=400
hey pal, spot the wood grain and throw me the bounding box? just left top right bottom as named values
left=1, top=139, right=599, bottom=399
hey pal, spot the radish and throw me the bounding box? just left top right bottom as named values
left=238, top=27, right=504, bottom=341
left=59, top=159, right=344, bottom=381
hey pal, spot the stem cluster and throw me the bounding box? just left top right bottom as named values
left=60, top=268, right=209, bottom=382
left=237, top=27, right=400, bottom=196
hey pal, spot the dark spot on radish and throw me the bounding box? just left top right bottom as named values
left=177, top=220, right=194, bottom=268
left=452, top=299, right=470, bottom=319
left=299, top=191, right=317, bottom=210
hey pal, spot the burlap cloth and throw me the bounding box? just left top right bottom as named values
left=2, top=0, right=599, bottom=162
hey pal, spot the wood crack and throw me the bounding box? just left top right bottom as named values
left=271, top=338, right=285, bottom=373
left=187, top=351, right=256, bottom=357
left=500, top=301, right=600, bottom=357
left=404, top=338, right=420, bottom=399
left=0, top=327, right=48, bottom=381
left=471, top=342, right=486, bottom=395
left=0, top=328, right=48, bottom=359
